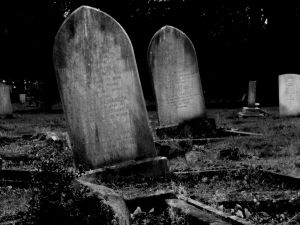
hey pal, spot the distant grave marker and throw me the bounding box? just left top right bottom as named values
left=53, top=6, right=167, bottom=172
left=248, top=81, right=256, bottom=107
left=279, top=74, right=300, bottom=116
left=148, top=25, right=206, bottom=127
left=19, top=94, right=26, bottom=104
left=0, top=83, right=13, bottom=117
left=238, top=80, right=266, bottom=118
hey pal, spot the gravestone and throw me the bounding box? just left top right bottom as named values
left=148, top=25, right=206, bottom=127
left=248, top=81, right=256, bottom=107
left=0, top=83, right=13, bottom=117
left=53, top=6, right=167, bottom=173
left=238, top=80, right=266, bottom=118
left=279, top=74, right=300, bottom=116
left=19, top=94, right=26, bottom=104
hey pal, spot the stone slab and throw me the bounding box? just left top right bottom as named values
left=81, top=156, right=169, bottom=181
left=0, top=83, right=13, bottom=116
left=179, top=197, right=253, bottom=225
left=53, top=6, right=157, bottom=169
left=279, top=74, right=300, bottom=116
left=238, top=107, right=265, bottom=118
left=248, top=81, right=256, bottom=107
left=77, top=179, right=130, bottom=225
left=148, top=25, right=205, bottom=126
left=166, top=199, right=232, bottom=225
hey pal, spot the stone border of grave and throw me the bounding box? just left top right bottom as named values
left=76, top=179, right=130, bottom=225
left=2, top=168, right=300, bottom=224
left=80, top=156, right=169, bottom=183
left=79, top=168, right=300, bottom=225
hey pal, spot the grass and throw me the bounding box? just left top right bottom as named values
left=1, top=106, right=300, bottom=224
left=0, top=187, right=31, bottom=220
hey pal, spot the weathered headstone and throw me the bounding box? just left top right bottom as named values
left=19, top=94, right=26, bottom=104
left=148, top=25, right=206, bottom=127
left=248, top=81, right=256, bottom=107
left=279, top=74, right=300, bottom=116
left=0, top=83, right=13, bottom=117
left=53, top=6, right=167, bottom=173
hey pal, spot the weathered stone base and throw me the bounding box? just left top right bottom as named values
left=76, top=179, right=130, bottom=225
left=81, top=156, right=169, bottom=182
left=156, top=117, right=217, bottom=139
left=238, top=107, right=266, bottom=118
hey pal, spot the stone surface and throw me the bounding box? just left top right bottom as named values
left=19, top=94, right=26, bottom=104
left=279, top=74, right=300, bottom=116
left=77, top=179, right=130, bottom=225
left=248, top=81, right=256, bottom=107
left=0, top=83, right=13, bottom=116
left=53, top=6, right=157, bottom=169
left=166, top=199, right=231, bottom=225
left=148, top=25, right=206, bottom=126
left=238, top=107, right=265, bottom=118
left=81, top=156, right=169, bottom=181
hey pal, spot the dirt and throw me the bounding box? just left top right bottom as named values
left=1, top=106, right=300, bottom=224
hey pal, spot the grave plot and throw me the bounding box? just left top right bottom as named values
left=1, top=107, right=300, bottom=224
left=83, top=168, right=300, bottom=225
left=0, top=113, right=73, bottom=225
left=148, top=26, right=262, bottom=141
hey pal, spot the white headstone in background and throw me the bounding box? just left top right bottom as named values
left=19, top=94, right=26, bottom=104
left=0, top=83, right=13, bottom=116
left=279, top=74, right=300, bottom=116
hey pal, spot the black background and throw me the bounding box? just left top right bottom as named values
left=1, top=0, right=300, bottom=107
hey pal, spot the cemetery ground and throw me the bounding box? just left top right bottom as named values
left=1, top=104, right=300, bottom=224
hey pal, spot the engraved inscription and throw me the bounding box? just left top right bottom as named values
left=149, top=26, right=205, bottom=125
left=54, top=7, right=156, bottom=168
left=285, top=78, right=296, bottom=103
left=279, top=74, right=300, bottom=116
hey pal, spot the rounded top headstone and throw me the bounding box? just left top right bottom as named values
left=148, top=25, right=206, bottom=126
left=53, top=6, right=156, bottom=169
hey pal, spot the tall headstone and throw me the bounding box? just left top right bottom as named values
left=148, top=25, right=206, bottom=127
left=248, top=81, right=256, bottom=107
left=279, top=74, right=300, bottom=116
left=238, top=80, right=266, bottom=118
left=0, top=83, right=13, bottom=117
left=53, top=6, right=165, bottom=171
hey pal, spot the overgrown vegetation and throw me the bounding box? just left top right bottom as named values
left=2, top=107, right=300, bottom=224
left=21, top=138, right=115, bottom=225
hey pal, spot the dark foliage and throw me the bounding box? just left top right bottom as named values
left=1, top=0, right=300, bottom=105
left=22, top=141, right=115, bottom=225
